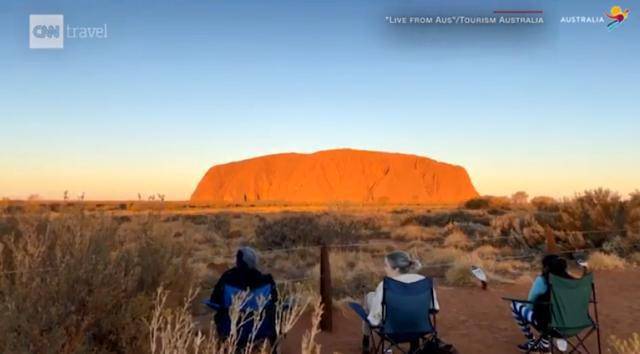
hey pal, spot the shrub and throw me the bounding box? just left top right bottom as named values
left=530, top=196, right=558, bottom=211
left=464, top=195, right=512, bottom=210
left=406, top=210, right=491, bottom=228
left=443, top=230, right=471, bottom=249
left=255, top=214, right=377, bottom=249
left=0, top=213, right=194, bottom=353
left=390, top=225, right=441, bottom=241
left=444, top=256, right=476, bottom=286
left=558, top=189, right=627, bottom=247
left=587, top=251, right=626, bottom=270
left=465, top=197, right=490, bottom=210
left=629, top=252, right=640, bottom=266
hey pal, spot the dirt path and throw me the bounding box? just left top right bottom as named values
left=282, top=269, right=640, bottom=353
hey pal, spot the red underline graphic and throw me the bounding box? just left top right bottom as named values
left=494, top=10, right=544, bottom=14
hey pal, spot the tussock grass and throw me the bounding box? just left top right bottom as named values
left=588, top=251, right=626, bottom=271
left=609, top=333, right=640, bottom=354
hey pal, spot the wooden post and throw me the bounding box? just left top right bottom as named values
left=545, top=226, right=558, bottom=254
left=320, top=244, right=333, bottom=332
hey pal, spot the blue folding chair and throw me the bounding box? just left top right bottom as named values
left=204, top=283, right=276, bottom=346
left=350, top=277, right=438, bottom=354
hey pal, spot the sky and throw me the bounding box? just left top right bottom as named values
left=1, top=0, right=638, bottom=201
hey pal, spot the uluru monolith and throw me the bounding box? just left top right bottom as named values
left=191, top=149, right=478, bottom=204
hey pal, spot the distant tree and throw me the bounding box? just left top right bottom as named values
left=137, top=193, right=142, bottom=201
left=157, top=194, right=165, bottom=202
left=511, top=191, right=529, bottom=205
left=148, top=195, right=156, bottom=201
left=531, top=196, right=557, bottom=209
left=27, top=194, right=41, bottom=201
left=63, top=190, right=69, bottom=201
left=78, top=192, right=85, bottom=201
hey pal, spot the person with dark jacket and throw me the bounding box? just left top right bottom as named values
left=510, top=254, right=574, bottom=352
left=210, top=247, right=278, bottom=342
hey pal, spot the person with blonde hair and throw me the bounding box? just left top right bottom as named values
left=362, top=251, right=440, bottom=351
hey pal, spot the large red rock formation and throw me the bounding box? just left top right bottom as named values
left=191, top=149, right=478, bottom=204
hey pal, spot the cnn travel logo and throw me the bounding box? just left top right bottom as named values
left=29, top=15, right=64, bottom=49
left=29, top=14, right=108, bottom=49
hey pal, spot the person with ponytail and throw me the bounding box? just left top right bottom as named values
left=509, top=254, right=574, bottom=352
left=363, top=251, right=440, bottom=328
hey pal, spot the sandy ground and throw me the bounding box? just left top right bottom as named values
left=280, top=269, right=640, bottom=353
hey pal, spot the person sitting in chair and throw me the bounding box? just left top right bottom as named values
left=362, top=251, right=440, bottom=350
left=510, top=254, right=574, bottom=352
left=209, top=247, right=278, bottom=344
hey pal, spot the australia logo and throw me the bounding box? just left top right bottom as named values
left=606, top=6, right=630, bottom=31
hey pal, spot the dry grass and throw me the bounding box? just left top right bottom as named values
left=628, top=252, right=640, bottom=266
left=609, top=333, right=640, bottom=354
left=0, top=212, right=194, bottom=353
left=443, top=229, right=472, bottom=249
left=148, top=285, right=319, bottom=354
left=2, top=191, right=639, bottom=352
left=444, top=255, right=477, bottom=286
left=588, top=252, right=626, bottom=271
left=390, top=225, right=441, bottom=241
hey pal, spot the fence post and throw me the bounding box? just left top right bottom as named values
left=320, top=243, right=333, bottom=332
left=545, top=226, right=558, bottom=254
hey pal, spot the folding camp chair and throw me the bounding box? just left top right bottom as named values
left=350, top=277, right=438, bottom=354
left=504, top=273, right=602, bottom=354
left=204, top=283, right=277, bottom=347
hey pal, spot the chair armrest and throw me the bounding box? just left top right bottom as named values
left=502, top=297, right=551, bottom=305
left=348, top=302, right=374, bottom=327
left=501, top=297, right=534, bottom=304
left=203, top=299, right=221, bottom=310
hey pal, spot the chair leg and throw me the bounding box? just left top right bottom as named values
left=596, top=326, right=602, bottom=354
left=362, top=335, right=370, bottom=354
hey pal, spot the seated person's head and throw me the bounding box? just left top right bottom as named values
left=384, top=251, right=421, bottom=277
left=541, top=254, right=570, bottom=278
left=236, top=246, right=259, bottom=270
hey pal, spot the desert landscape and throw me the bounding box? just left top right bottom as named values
left=1, top=150, right=639, bottom=354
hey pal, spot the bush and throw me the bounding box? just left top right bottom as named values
left=443, top=230, right=472, bottom=249
left=629, top=252, right=640, bottom=266
left=406, top=210, right=491, bottom=228
left=444, top=256, right=476, bottom=286
left=255, top=214, right=377, bottom=249
left=466, top=196, right=512, bottom=210
left=530, top=196, right=558, bottom=211
left=0, top=213, right=194, bottom=353
left=558, top=189, right=628, bottom=247
left=587, top=251, right=626, bottom=270
left=465, top=197, right=490, bottom=210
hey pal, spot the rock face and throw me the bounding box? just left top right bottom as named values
left=191, top=149, right=478, bottom=204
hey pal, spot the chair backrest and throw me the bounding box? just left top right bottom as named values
left=218, top=283, right=275, bottom=342
left=549, top=273, right=594, bottom=337
left=222, top=283, right=273, bottom=310
left=382, top=277, right=435, bottom=336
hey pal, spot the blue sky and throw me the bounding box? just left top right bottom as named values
left=1, top=0, right=638, bottom=200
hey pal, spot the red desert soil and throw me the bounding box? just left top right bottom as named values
left=281, top=270, right=640, bottom=353
left=191, top=149, right=478, bottom=204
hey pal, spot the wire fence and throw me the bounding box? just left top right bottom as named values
left=1, top=227, right=637, bottom=278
